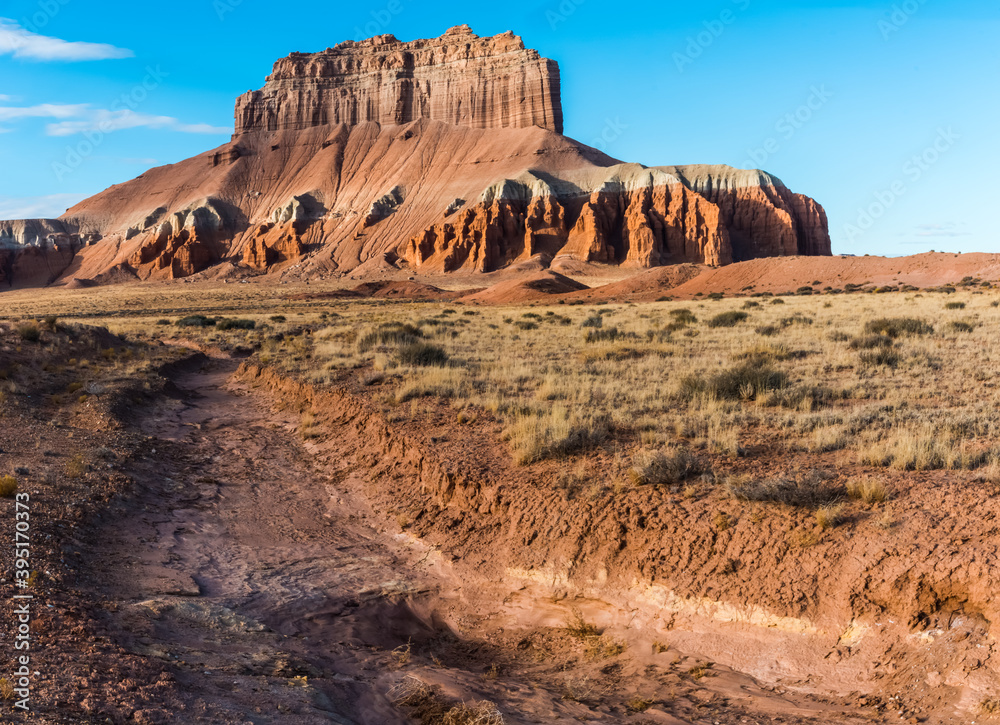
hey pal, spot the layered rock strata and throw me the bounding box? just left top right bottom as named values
left=234, top=25, right=563, bottom=135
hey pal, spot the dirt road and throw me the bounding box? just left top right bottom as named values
left=75, top=356, right=877, bottom=725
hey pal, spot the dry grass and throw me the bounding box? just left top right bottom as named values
left=815, top=503, right=845, bottom=531
left=9, top=279, right=1000, bottom=508
left=846, top=477, right=888, bottom=504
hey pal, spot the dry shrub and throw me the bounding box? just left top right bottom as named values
left=396, top=342, right=448, bottom=367
left=848, top=334, right=893, bottom=350
left=64, top=454, right=87, bottom=479
left=858, top=348, right=900, bottom=368
left=16, top=323, right=40, bottom=342
left=0, top=475, right=17, bottom=498
left=863, top=317, right=933, bottom=337
left=725, top=471, right=841, bottom=507
left=358, top=322, right=423, bottom=352
left=566, top=611, right=601, bottom=639
left=626, top=697, right=654, bottom=714
left=706, top=310, right=748, bottom=328
left=629, top=447, right=699, bottom=485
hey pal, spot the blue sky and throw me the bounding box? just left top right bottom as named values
left=1, top=0, right=997, bottom=256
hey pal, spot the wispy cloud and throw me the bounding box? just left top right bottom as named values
left=0, top=18, right=133, bottom=62
left=0, top=103, right=89, bottom=121
left=913, top=222, right=973, bottom=238
left=0, top=193, right=88, bottom=220
left=0, top=103, right=230, bottom=136
left=46, top=108, right=229, bottom=136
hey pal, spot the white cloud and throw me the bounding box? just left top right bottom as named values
left=0, top=193, right=88, bottom=220
left=46, top=109, right=230, bottom=136
left=0, top=103, right=230, bottom=136
left=0, top=18, right=133, bottom=62
left=0, top=103, right=89, bottom=121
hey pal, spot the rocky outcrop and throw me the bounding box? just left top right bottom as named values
left=234, top=25, right=563, bottom=136
left=0, top=219, right=96, bottom=288
left=664, top=165, right=831, bottom=261
left=127, top=200, right=228, bottom=279
left=404, top=166, right=736, bottom=273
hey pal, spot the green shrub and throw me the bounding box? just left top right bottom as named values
left=358, top=322, right=423, bottom=352
left=584, top=327, right=638, bottom=344
left=863, top=317, right=933, bottom=337
left=779, top=313, right=814, bottom=327
left=668, top=309, right=697, bottom=325
left=581, top=313, right=603, bottom=328
left=849, top=334, right=893, bottom=350
left=396, top=342, right=448, bottom=367
left=706, top=311, right=749, bottom=328
left=681, top=362, right=787, bottom=400
left=944, top=301, right=966, bottom=310
left=269, top=315, right=287, bottom=323
left=216, top=318, right=256, bottom=331
left=859, top=348, right=901, bottom=367
left=949, top=320, right=976, bottom=333
left=176, top=315, right=216, bottom=327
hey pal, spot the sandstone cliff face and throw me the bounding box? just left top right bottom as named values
left=663, top=165, right=831, bottom=261
left=234, top=25, right=563, bottom=136
left=404, top=167, right=734, bottom=273
left=401, top=165, right=833, bottom=273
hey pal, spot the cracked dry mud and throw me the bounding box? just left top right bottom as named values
left=78, top=357, right=876, bottom=724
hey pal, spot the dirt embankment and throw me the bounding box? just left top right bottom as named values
left=234, top=363, right=1000, bottom=724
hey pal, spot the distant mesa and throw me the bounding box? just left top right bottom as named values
left=0, top=25, right=830, bottom=289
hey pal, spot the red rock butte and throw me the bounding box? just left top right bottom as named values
left=0, top=25, right=831, bottom=288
